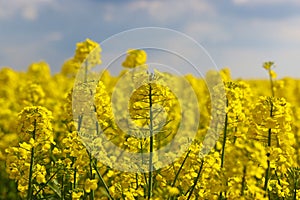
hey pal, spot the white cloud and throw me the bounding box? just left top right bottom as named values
left=0, top=0, right=58, bottom=21
left=22, top=4, right=38, bottom=20
left=232, top=0, right=300, bottom=5
left=184, top=21, right=231, bottom=43
left=244, top=17, right=300, bottom=45
left=127, top=0, right=216, bottom=22
left=103, top=4, right=115, bottom=22
left=44, top=31, right=63, bottom=42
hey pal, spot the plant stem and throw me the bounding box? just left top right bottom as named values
left=61, top=173, right=64, bottom=200
left=168, top=150, right=191, bottom=200
left=221, top=112, right=228, bottom=168
left=264, top=100, right=273, bottom=196
left=293, top=171, right=297, bottom=200
left=274, top=170, right=284, bottom=200
left=268, top=68, right=275, bottom=97
left=34, top=169, right=60, bottom=198
left=148, top=82, right=154, bottom=200
left=186, top=160, right=204, bottom=200
left=92, top=161, right=113, bottom=200
left=172, top=150, right=191, bottom=187
left=27, top=146, right=35, bottom=200
left=241, top=166, right=247, bottom=196
left=27, top=119, right=36, bottom=200
left=72, top=157, right=77, bottom=189
left=84, top=60, right=88, bottom=83
left=219, top=100, right=228, bottom=199
left=89, top=153, right=95, bottom=200
left=136, top=174, right=139, bottom=189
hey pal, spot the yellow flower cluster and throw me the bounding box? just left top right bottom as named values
left=5, top=106, right=55, bottom=198
left=263, top=61, right=277, bottom=78
left=74, top=38, right=102, bottom=66
left=1, top=40, right=300, bottom=200
left=18, top=83, right=45, bottom=106
left=122, top=49, right=147, bottom=68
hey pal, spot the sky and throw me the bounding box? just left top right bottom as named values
left=0, top=0, right=300, bottom=78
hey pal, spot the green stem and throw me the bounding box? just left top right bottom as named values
left=61, top=173, right=65, bottom=200
left=219, top=100, right=229, bottom=200
left=264, top=101, right=273, bottom=196
left=27, top=147, right=35, bottom=200
left=77, top=115, right=83, bottom=132
left=172, top=150, right=191, bottom=187
left=264, top=159, right=271, bottom=191
left=148, top=82, right=154, bottom=200
left=294, top=126, right=300, bottom=165
left=233, top=116, right=238, bottom=144
left=267, top=128, right=272, bottom=148
left=89, top=153, right=95, bottom=200
left=136, top=174, right=139, bottom=189
left=241, top=166, right=247, bottom=196
left=274, top=171, right=284, bottom=200
left=34, top=169, right=60, bottom=198
left=268, top=68, right=275, bottom=97
left=168, top=150, right=191, bottom=200
left=27, top=120, right=36, bottom=200
left=84, top=60, right=88, bottom=83
left=186, top=160, right=204, bottom=200
left=219, top=191, right=224, bottom=199
left=72, top=158, right=77, bottom=189
left=74, top=167, right=77, bottom=189
left=92, top=161, right=113, bottom=200
left=221, top=112, right=228, bottom=168
left=293, top=172, right=297, bottom=200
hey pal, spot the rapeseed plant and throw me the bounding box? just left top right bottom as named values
left=1, top=40, right=300, bottom=200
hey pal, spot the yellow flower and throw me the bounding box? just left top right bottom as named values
left=18, top=83, right=45, bottom=106
left=60, top=58, right=81, bottom=77
left=270, top=70, right=277, bottom=78
left=84, top=178, right=98, bottom=193
left=122, top=49, right=147, bottom=68
left=17, top=184, right=28, bottom=194
left=18, top=106, right=54, bottom=143
left=27, top=61, right=51, bottom=81
left=74, top=38, right=101, bottom=66
left=19, top=142, right=32, bottom=151
left=10, top=167, right=20, bottom=179
left=167, top=186, right=180, bottom=196
left=35, top=164, right=47, bottom=183
left=263, top=61, right=274, bottom=70
left=94, top=81, right=114, bottom=129
left=72, top=191, right=83, bottom=200
left=52, top=147, right=60, bottom=155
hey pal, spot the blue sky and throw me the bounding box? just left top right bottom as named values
left=1, top=0, right=300, bottom=78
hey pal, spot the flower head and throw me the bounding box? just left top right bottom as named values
left=84, top=178, right=98, bottom=193
left=74, top=38, right=102, bottom=67
left=122, top=49, right=147, bottom=68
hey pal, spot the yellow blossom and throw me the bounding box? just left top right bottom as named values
left=72, top=191, right=83, bottom=200
left=84, top=178, right=98, bottom=193
left=122, top=49, right=147, bottom=68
